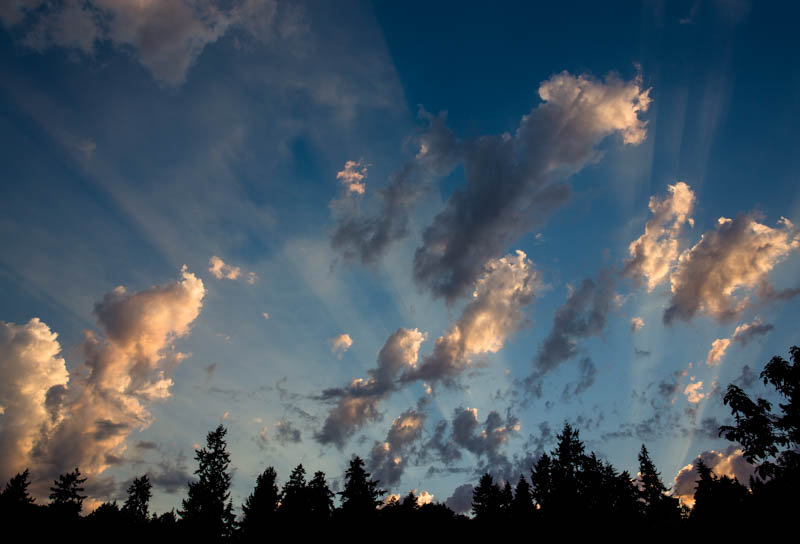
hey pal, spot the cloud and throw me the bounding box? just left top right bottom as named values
left=413, top=71, right=651, bottom=301
left=624, top=182, right=695, bottom=291
left=665, top=215, right=799, bottom=323
left=329, top=111, right=457, bottom=266
left=0, top=0, right=304, bottom=87
left=315, top=328, right=426, bottom=448
left=630, top=316, right=645, bottom=333
left=731, top=317, right=773, bottom=346
left=317, top=250, right=537, bottom=449
left=672, top=446, right=756, bottom=508
left=330, top=162, right=431, bottom=265
left=528, top=269, right=615, bottom=394
left=0, top=318, right=70, bottom=483
left=336, top=159, right=368, bottom=195
left=273, top=419, right=302, bottom=446
left=706, top=338, right=731, bottom=366
left=733, top=364, right=758, bottom=389
left=367, top=406, right=426, bottom=487
left=0, top=267, right=204, bottom=497
left=561, top=357, right=597, bottom=400
left=208, top=255, right=257, bottom=284
left=402, top=250, right=540, bottom=385
left=684, top=380, right=705, bottom=403
left=330, top=333, right=354, bottom=358
left=444, top=483, right=473, bottom=514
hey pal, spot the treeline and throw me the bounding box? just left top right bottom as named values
left=1, top=345, right=797, bottom=540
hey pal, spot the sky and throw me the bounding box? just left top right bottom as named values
left=1, top=0, right=799, bottom=515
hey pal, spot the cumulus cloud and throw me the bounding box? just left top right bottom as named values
left=402, top=250, right=539, bottom=385
left=624, top=182, right=695, bottom=290
left=336, top=159, right=368, bottom=195
left=315, top=328, right=426, bottom=448
left=317, top=250, right=537, bottom=448
left=527, top=270, right=615, bottom=394
left=414, top=72, right=651, bottom=301
left=367, top=406, right=426, bottom=487
left=208, top=255, right=257, bottom=284
left=0, top=0, right=303, bottom=87
left=672, top=447, right=757, bottom=508
left=731, top=317, right=773, bottom=346
left=444, top=483, right=473, bottom=514
left=0, top=267, right=204, bottom=497
left=330, top=333, right=354, bottom=358
left=684, top=380, right=705, bottom=404
left=0, top=318, right=70, bottom=482
left=706, top=338, right=731, bottom=366
left=630, top=316, right=644, bottom=333
left=665, top=215, right=799, bottom=323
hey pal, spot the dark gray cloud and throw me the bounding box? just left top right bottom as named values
left=634, top=348, right=651, bottom=358
left=367, top=405, right=426, bottom=487
left=330, top=163, right=430, bottom=264
left=413, top=72, right=651, bottom=301
left=527, top=270, right=615, bottom=395
left=444, top=483, right=474, bottom=514
left=561, top=358, right=597, bottom=401
left=274, top=419, right=302, bottom=446
left=135, top=440, right=159, bottom=450
left=733, top=364, right=758, bottom=389
left=314, top=328, right=425, bottom=448
left=731, top=318, right=774, bottom=346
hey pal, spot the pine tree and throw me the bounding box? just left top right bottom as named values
left=49, top=467, right=87, bottom=517
left=338, top=456, right=383, bottom=518
left=471, top=473, right=501, bottom=522
left=637, top=444, right=680, bottom=525
left=530, top=452, right=553, bottom=511
left=179, top=424, right=235, bottom=539
left=122, top=474, right=152, bottom=521
left=240, top=467, right=280, bottom=540
left=280, top=464, right=308, bottom=520
left=2, top=469, right=35, bottom=506
left=307, top=471, right=334, bottom=521
left=510, top=474, right=535, bottom=520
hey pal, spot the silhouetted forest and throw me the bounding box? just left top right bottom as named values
left=2, top=346, right=797, bottom=540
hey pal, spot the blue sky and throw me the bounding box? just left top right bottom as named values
left=1, top=0, right=799, bottom=514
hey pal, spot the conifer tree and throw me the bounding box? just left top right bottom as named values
left=240, top=467, right=280, bottom=540
left=280, top=464, right=309, bottom=520
left=2, top=469, right=35, bottom=507
left=49, top=468, right=87, bottom=517
left=179, top=424, right=235, bottom=539
left=471, top=473, right=501, bottom=522
left=637, top=444, right=680, bottom=525
left=122, top=474, right=152, bottom=521
left=338, top=456, right=383, bottom=518
left=510, top=474, right=535, bottom=520
left=307, top=471, right=334, bottom=521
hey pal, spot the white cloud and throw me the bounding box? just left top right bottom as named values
left=684, top=380, right=705, bottom=403
left=672, top=447, right=756, bottom=508
left=0, top=267, right=205, bottom=498
left=625, top=182, right=695, bottom=291
left=666, top=215, right=799, bottom=323
left=336, top=159, right=368, bottom=195
left=330, top=333, right=354, bottom=357
left=706, top=338, right=731, bottom=366
left=731, top=317, right=773, bottom=346
left=0, top=318, right=69, bottom=482
left=209, top=255, right=257, bottom=284
left=630, top=316, right=645, bottom=333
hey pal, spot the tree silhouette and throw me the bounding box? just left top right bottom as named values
left=122, top=474, right=152, bottom=521
left=280, top=464, right=309, bottom=521
left=510, top=474, right=535, bottom=520
left=720, top=345, right=800, bottom=480
left=240, top=466, right=280, bottom=540
left=689, top=459, right=748, bottom=526
left=179, top=424, right=235, bottom=539
left=637, top=444, right=681, bottom=526
left=2, top=469, right=35, bottom=507
left=471, top=473, right=501, bottom=522
left=530, top=452, right=553, bottom=511
left=49, top=468, right=87, bottom=517
left=307, top=470, right=334, bottom=521
left=338, top=456, right=383, bottom=519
